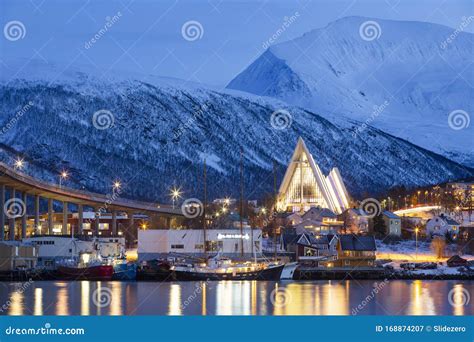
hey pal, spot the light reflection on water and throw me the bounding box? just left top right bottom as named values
left=0, top=280, right=472, bottom=316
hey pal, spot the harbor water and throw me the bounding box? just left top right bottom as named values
left=0, top=280, right=472, bottom=316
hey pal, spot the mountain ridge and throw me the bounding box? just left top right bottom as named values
left=227, top=16, right=474, bottom=166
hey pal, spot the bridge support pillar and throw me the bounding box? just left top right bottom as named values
left=126, top=212, right=135, bottom=248
left=48, top=198, right=53, bottom=235
left=94, top=208, right=100, bottom=236
left=34, top=195, right=40, bottom=234
left=112, top=210, right=117, bottom=236
left=78, top=204, right=83, bottom=235
left=62, top=201, right=68, bottom=235
left=8, top=188, right=16, bottom=240
left=0, top=185, right=5, bottom=240
left=21, top=192, right=27, bottom=239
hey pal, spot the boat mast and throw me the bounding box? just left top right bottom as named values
left=239, top=148, right=244, bottom=258
left=203, top=158, right=207, bottom=260
left=273, top=160, right=277, bottom=261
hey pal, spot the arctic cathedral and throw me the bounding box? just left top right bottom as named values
left=277, top=137, right=351, bottom=214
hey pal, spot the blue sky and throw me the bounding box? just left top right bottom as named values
left=1, top=0, right=472, bottom=87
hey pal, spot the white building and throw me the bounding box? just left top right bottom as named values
left=23, top=236, right=125, bottom=268
left=138, top=228, right=262, bottom=261
left=277, top=137, right=350, bottom=214
left=426, top=214, right=460, bottom=240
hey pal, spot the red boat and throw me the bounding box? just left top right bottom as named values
left=57, top=265, right=114, bottom=280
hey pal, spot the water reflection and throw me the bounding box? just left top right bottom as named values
left=34, top=288, right=43, bottom=316
left=0, top=280, right=471, bottom=316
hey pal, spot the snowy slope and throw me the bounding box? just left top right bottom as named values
left=227, top=16, right=474, bottom=166
left=0, top=66, right=472, bottom=203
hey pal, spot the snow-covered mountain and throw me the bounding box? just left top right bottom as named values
left=227, top=16, right=474, bottom=166
left=0, top=64, right=471, bottom=203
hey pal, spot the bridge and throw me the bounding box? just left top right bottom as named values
left=393, top=205, right=442, bottom=216
left=0, top=162, right=183, bottom=242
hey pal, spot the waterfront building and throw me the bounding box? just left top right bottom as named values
left=138, top=228, right=262, bottom=261
left=426, top=214, right=460, bottom=240
left=22, top=236, right=125, bottom=268
left=0, top=241, right=37, bottom=271
left=294, top=233, right=338, bottom=261
left=334, top=235, right=376, bottom=267
left=276, top=138, right=350, bottom=214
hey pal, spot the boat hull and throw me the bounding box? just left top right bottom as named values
left=173, top=264, right=285, bottom=281
left=57, top=265, right=114, bottom=280
left=136, top=260, right=173, bottom=281
left=112, top=263, right=137, bottom=280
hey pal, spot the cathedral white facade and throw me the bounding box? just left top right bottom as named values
left=277, top=137, right=350, bottom=214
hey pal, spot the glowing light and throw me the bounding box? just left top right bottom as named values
left=170, top=187, right=182, bottom=200
left=141, top=223, right=148, bottom=230
left=261, top=208, right=267, bottom=214
left=14, top=158, right=24, bottom=170
left=60, top=170, right=68, bottom=179
left=217, top=233, right=249, bottom=240
left=222, top=207, right=228, bottom=213
left=113, top=180, right=121, bottom=190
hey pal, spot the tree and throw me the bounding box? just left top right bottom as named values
left=372, top=213, right=387, bottom=237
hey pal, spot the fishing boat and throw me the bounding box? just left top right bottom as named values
left=172, top=256, right=284, bottom=281
left=112, top=261, right=137, bottom=280
left=56, top=251, right=113, bottom=280
left=171, top=153, right=286, bottom=281
left=136, top=259, right=173, bottom=281
left=57, top=264, right=113, bottom=280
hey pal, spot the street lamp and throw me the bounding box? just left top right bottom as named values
left=14, top=157, right=24, bottom=170
left=59, top=170, right=68, bottom=188
left=169, top=187, right=182, bottom=209
left=113, top=180, right=122, bottom=191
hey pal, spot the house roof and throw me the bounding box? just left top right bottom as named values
left=428, top=215, right=461, bottom=226
left=444, top=217, right=460, bottom=225
left=348, top=208, right=368, bottom=216
left=383, top=210, right=400, bottom=219
left=302, top=207, right=337, bottom=219
left=339, top=235, right=376, bottom=251
left=281, top=232, right=300, bottom=249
